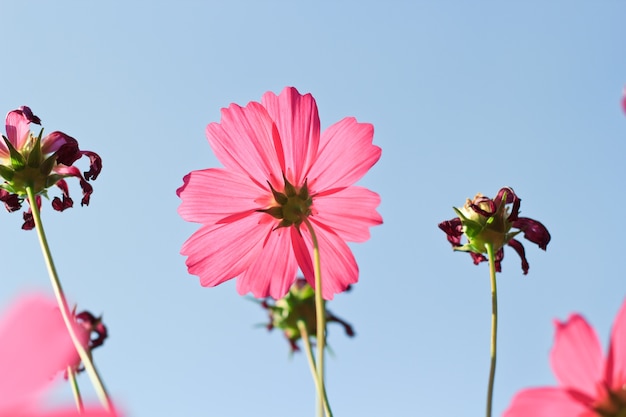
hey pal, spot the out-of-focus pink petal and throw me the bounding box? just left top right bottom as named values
left=503, top=387, right=588, bottom=417
left=236, top=227, right=298, bottom=299
left=206, top=101, right=284, bottom=190
left=308, top=117, right=380, bottom=192
left=4, top=109, right=31, bottom=151
left=27, top=406, right=120, bottom=417
left=177, top=168, right=269, bottom=224
left=550, top=314, right=604, bottom=396
left=312, top=186, right=382, bottom=242
left=181, top=212, right=272, bottom=287
left=605, top=298, right=626, bottom=388
left=622, top=86, right=626, bottom=115
left=293, top=222, right=359, bottom=300
left=261, top=87, right=320, bottom=185
left=0, top=295, right=83, bottom=410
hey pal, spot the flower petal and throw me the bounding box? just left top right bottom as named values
left=550, top=314, right=604, bottom=396
left=206, top=100, right=284, bottom=190
left=236, top=227, right=299, bottom=299
left=0, top=294, right=85, bottom=410
left=605, top=297, right=626, bottom=388
left=307, top=117, right=380, bottom=193
left=311, top=186, right=382, bottom=242
left=292, top=221, right=359, bottom=300
left=503, top=387, right=589, bottom=417
left=261, top=87, right=320, bottom=185
left=507, top=239, right=530, bottom=275
left=180, top=212, right=272, bottom=288
left=4, top=107, right=36, bottom=153
left=177, top=168, right=268, bottom=225
left=513, top=217, right=551, bottom=250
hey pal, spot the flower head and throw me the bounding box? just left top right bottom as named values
left=438, top=187, right=550, bottom=274
left=258, top=278, right=355, bottom=352
left=0, top=106, right=102, bottom=230
left=0, top=294, right=117, bottom=416
left=504, top=298, right=626, bottom=417
left=177, top=87, right=382, bottom=300
left=71, top=311, right=108, bottom=374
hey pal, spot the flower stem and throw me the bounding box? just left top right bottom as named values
left=484, top=242, right=498, bottom=417
left=25, top=186, right=113, bottom=411
left=303, top=218, right=327, bottom=417
left=297, top=320, right=333, bottom=417
left=67, top=366, right=84, bottom=412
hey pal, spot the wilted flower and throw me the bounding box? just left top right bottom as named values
left=0, top=106, right=102, bottom=230
left=71, top=311, right=108, bottom=374
left=258, top=278, right=355, bottom=352
left=177, top=87, right=382, bottom=299
left=0, top=294, right=117, bottom=416
left=504, top=298, right=626, bottom=417
left=438, top=187, right=550, bottom=274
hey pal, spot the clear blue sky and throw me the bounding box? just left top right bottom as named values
left=1, top=1, right=625, bottom=416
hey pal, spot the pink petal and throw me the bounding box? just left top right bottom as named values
left=0, top=294, right=83, bottom=410
left=307, top=117, right=380, bottom=193
left=605, top=297, right=626, bottom=388
left=206, top=101, right=284, bottom=190
left=622, top=86, right=626, bottom=115
left=4, top=109, right=31, bottom=151
left=261, top=87, right=320, bottom=185
left=503, top=387, right=589, bottom=417
left=27, top=407, right=120, bottom=417
left=550, top=314, right=604, bottom=396
left=292, top=221, right=359, bottom=300
left=181, top=212, right=273, bottom=288
left=177, top=168, right=270, bottom=225
left=235, top=227, right=299, bottom=299
left=312, top=186, right=382, bottom=242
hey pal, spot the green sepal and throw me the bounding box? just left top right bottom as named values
left=2, top=136, right=26, bottom=170
left=40, top=154, right=56, bottom=177
left=0, top=164, right=15, bottom=181
left=45, top=173, right=65, bottom=188
left=27, top=133, right=43, bottom=168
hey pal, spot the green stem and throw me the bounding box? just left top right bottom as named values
left=303, top=218, right=327, bottom=417
left=67, top=366, right=84, bottom=412
left=297, top=320, right=333, bottom=417
left=484, top=243, right=498, bottom=417
left=25, top=187, right=113, bottom=411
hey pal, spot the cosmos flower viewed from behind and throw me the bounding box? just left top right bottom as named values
left=0, top=294, right=117, bottom=416
left=0, top=106, right=102, bottom=230
left=504, top=298, right=626, bottom=417
left=438, top=187, right=550, bottom=274
left=177, top=87, right=382, bottom=300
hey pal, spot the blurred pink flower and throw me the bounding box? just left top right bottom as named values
left=0, top=106, right=102, bottom=230
left=622, top=86, right=626, bottom=115
left=177, top=87, right=382, bottom=300
left=504, top=299, right=626, bottom=417
left=0, top=294, right=116, bottom=416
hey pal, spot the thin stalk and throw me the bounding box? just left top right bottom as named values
left=484, top=242, right=498, bottom=417
left=297, top=320, right=333, bottom=417
left=67, top=366, right=84, bottom=412
left=303, top=218, right=327, bottom=417
left=26, top=187, right=113, bottom=411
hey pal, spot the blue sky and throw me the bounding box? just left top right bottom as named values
left=1, top=1, right=625, bottom=416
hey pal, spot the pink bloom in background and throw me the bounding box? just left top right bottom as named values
left=177, top=87, right=382, bottom=300
left=504, top=298, right=626, bottom=417
left=0, top=294, right=117, bottom=416
left=622, top=86, right=626, bottom=115
left=0, top=106, right=102, bottom=230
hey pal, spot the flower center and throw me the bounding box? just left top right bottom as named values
left=594, top=385, right=626, bottom=417
left=260, top=175, right=313, bottom=229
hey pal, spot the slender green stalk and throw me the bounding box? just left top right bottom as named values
left=484, top=243, right=498, bottom=417
left=303, top=218, right=327, bottom=417
left=25, top=187, right=113, bottom=411
left=297, top=320, right=333, bottom=417
left=67, top=366, right=84, bottom=412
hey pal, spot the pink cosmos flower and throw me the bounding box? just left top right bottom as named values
left=0, top=294, right=117, bottom=416
left=177, top=87, right=382, bottom=300
left=504, top=298, right=626, bottom=417
left=0, top=106, right=102, bottom=230
left=622, top=86, right=626, bottom=115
